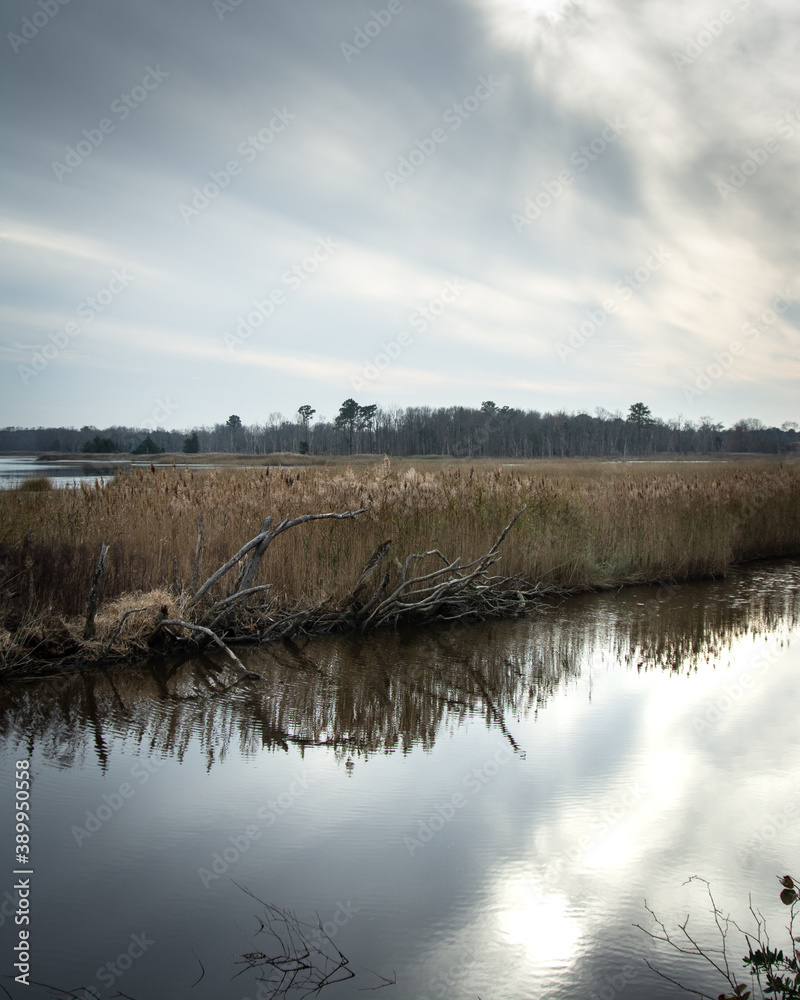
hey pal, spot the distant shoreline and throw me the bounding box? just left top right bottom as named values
left=1, top=449, right=792, bottom=466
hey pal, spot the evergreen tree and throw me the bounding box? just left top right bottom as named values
left=334, top=399, right=361, bottom=454
left=82, top=435, right=118, bottom=453
left=132, top=435, right=164, bottom=455
left=182, top=431, right=200, bottom=454
left=226, top=414, right=242, bottom=452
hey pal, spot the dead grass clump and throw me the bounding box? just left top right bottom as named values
left=14, top=476, right=53, bottom=492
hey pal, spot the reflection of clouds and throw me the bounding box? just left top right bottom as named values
left=413, top=880, right=584, bottom=996
left=409, top=585, right=798, bottom=995
left=434, top=636, right=799, bottom=996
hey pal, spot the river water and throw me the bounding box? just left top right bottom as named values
left=0, top=456, right=224, bottom=489
left=0, top=455, right=133, bottom=489
left=1, top=560, right=799, bottom=1000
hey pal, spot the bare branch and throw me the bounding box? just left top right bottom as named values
left=189, top=513, right=203, bottom=595
left=188, top=509, right=366, bottom=608
left=156, top=619, right=256, bottom=677
left=83, top=541, right=109, bottom=639
left=102, top=607, right=146, bottom=657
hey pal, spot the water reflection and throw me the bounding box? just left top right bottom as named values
left=2, top=560, right=799, bottom=1000
left=2, top=560, right=797, bottom=769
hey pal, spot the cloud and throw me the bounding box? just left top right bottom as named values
left=1, top=0, right=797, bottom=428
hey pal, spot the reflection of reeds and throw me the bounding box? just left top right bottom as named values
left=1, top=562, right=796, bottom=768
left=0, top=459, right=798, bottom=667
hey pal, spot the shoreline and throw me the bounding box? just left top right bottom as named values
left=3, top=553, right=798, bottom=682
left=2, top=458, right=799, bottom=678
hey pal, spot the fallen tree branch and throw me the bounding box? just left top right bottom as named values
left=357, top=508, right=531, bottom=632
left=154, top=619, right=256, bottom=677
left=0, top=505, right=551, bottom=676
left=188, top=509, right=367, bottom=609
left=102, top=607, right=147, bottom=657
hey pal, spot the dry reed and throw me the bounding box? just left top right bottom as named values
left=1, top=457, right=798, bottom=672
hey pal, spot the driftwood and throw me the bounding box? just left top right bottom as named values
left=102, top=606, right=147, bottom=657
left=354, top=507, right=536, bottom=632
left=82, top=541, right=109, bottom=640
left=131, top=506, right=541, bottom=669
left=2, top=505, right=546, bottom=677
left=153, top=620, right=256, bottom=677
left=187, top=510, right=367, bottom=609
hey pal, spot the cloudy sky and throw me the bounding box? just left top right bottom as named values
left=1, top=0, right=798, bottom=431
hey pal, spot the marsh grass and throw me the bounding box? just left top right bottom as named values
left=1, top=457, right=798, bottom=669
left=13, top=476, right=53, bottom=492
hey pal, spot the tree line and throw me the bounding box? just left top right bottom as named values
left=1, top=401, right=797, bottom=458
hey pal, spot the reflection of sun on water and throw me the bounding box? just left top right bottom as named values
left=496, top=887, right=582, bottom=964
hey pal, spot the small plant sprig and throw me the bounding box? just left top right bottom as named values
left=637, top=873, right=800, bottom=1000
left=736, top=876, right=800, bottom=1000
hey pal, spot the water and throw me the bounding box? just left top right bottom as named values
left=0, top=455, right=130, bottom=489
left=0, top=456, right=289, bottom=489
left=0, top=560, right=799, bottom=1000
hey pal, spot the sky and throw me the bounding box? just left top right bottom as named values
left=1, top=0, right=798, bottom=432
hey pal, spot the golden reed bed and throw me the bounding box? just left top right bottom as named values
left=1, top=457, right=799, bottom=673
